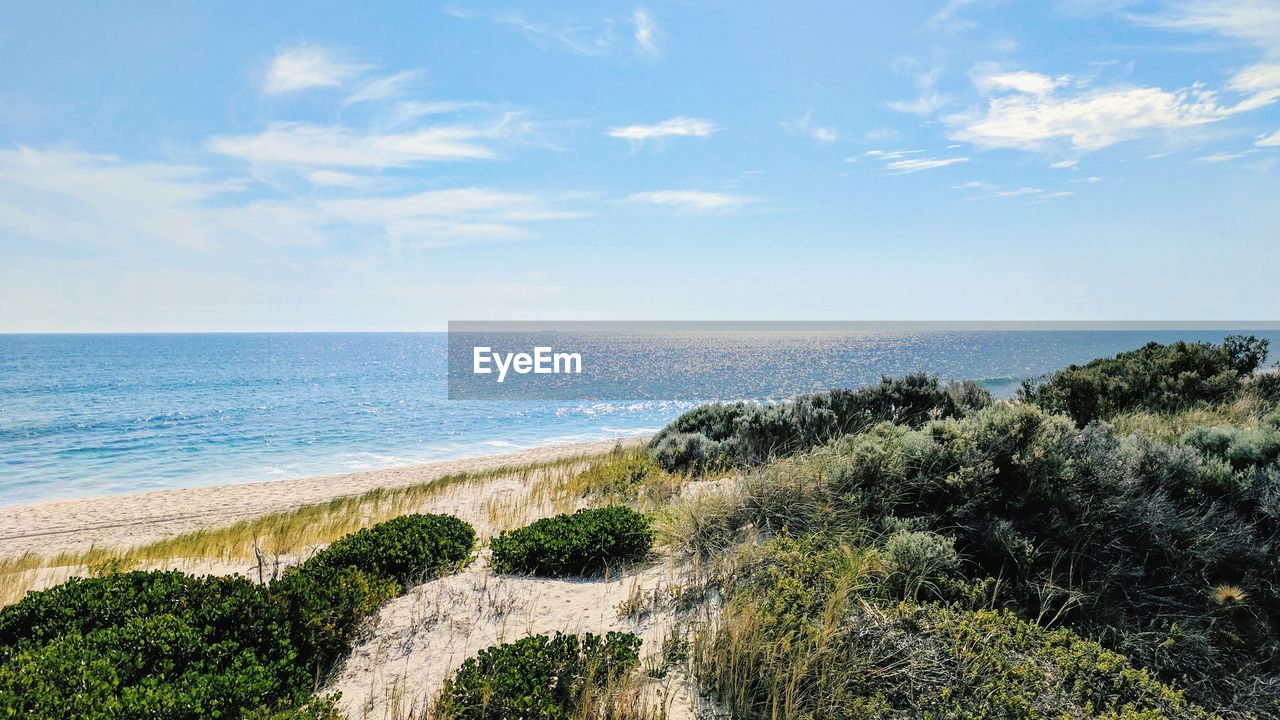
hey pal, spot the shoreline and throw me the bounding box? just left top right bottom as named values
left=0, top=436, right=648, bottom=558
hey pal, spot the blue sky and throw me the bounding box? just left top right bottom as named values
left=1, top=0, right=1278, bottom=330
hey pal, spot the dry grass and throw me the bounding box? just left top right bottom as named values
left=0, top=452, right=609, bottom=606
left=1109, top=399, right=1262, bottom=441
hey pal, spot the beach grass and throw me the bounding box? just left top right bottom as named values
left=0, top=450, right=627, bottom=606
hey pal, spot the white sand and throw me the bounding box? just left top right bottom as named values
left=330, top=557, right=711, bottom=720
left=0, top=437, right=646, bottom=557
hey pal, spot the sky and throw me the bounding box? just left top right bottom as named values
left=1, top=0, right=1278, bottom=331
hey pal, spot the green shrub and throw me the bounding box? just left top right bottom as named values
left=274, top=513, right=475, bottom=674
left=1021, top=336, right=1269, bottom=426
left=728, top=402, right=1280, bottom=715
left=0, top=513, right=478, bottom=719
left=489, top=506, right=652, bottom=576
left=269, top=565, right=397, bottom=677
left=882, top=529, right=959, bottom=600
left=292, top=513, right=475, bottom=586
left=435, top=632, right=641, bottom=719
left=700, top=538, right=1216, bottom=720
left=1182, top=410, right=1280, bottom=471
left=651, top=373, right=963, bottom=472
left=0, top=571, right=309, bottom=719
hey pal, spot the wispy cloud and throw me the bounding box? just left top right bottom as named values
left=345, top=70, right=420, bottom=106
left=888, top=62, right=950, bottom=115
left=606, top=116, right=717, bottom=144
left=861, top=149, right=924, bottom=160
left=1195, top=149, right=1257, bottom=162
left=446, top=4, right=659, bottom=58
left=633, top=8, right=659, bottom=57
left=1136, top=1, right=1280, bottom=55
left=0, top=148, right=583, bottom=255
left=264, top=44, right=369, bottom=95
left=1258, top=129, right=1280, bottom=146
left=208, top=122, right=505, bottom=168
left=780, top=110, right=839, bottom=143
left=884, top=156, right=970, bottom=173
left=947, top=73, right=1258, bottom=151
left=628, top=189, right=756, bottom=212
left=972, top=68, right=1071, bottom=96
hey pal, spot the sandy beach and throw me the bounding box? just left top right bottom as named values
left=0, top=437, right=647, bottom=558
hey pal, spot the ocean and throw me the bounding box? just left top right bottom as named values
left=2, top=330, right=1276, bottom=507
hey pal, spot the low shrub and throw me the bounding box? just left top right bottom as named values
left=0, top=513, right=478, bottom=719
left=434, top=632, right=642, bottom=719
left=650, top=373, right=964, bottom=472
left=274, top=513, right=475, bottom=674
left=489, top=506, right=652, bottom=576
left=1021, top=335, right=1269, bottom=426
left=292, top=513, right=475, bottom=586
left=698, top=538, right=1216, bottom=719
left=0, top=571, right=307, bottom=719
left=722, top=402, right=1280, bottom=715
left=270, top=564, right=397, bottom=677
left=882, top=529, right=960, bottom=600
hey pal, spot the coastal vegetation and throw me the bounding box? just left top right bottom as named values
left=489, top=505, right=653, bottom=577
left=2, top=335, right=1278, bottom=718
left=0, top=514, right=476, bottom=719
left=433, top=632, right=642, bottom=719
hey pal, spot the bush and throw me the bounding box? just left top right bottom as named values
left=275, top=513, right=475, bottom=674
left=0, top=513, right=478, bottom=719
left=651, top=373, right=962, bottom=472
left=882, top=529, right=959, bottom=600
left=292, top=513, right=475, bottom=586
left=435, top=632, right=641, bottom=719
left=489, top=506, right=652, bottom=577
left=728, top=403, right=1280, bottom=715
left=0, top=571, right=308, bottom=719
left=1021, top=335, right=1269, bottom=426
left=699, top=538, right=1215, bottom=720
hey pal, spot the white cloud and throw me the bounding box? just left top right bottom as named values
left=864, top=149, right=924, bottom=159
left=781, top=111, right=839, bottom=143
left=1051, top=159, right=1079, bottom=169
left=446, top=4, right=659, bottom=58
left=606, top=116, right=717, bottom=143
left=628, top=190, right=756, bottom=212
left=930, top=0, right=999, bottom=29
left=974, top=69, right=1070, bottom=96
left=633, top=8, right=659, bottom=57
left=948, top=84, right=1230, bottom=151
left=264, top=44, right=369, bottom=95
left=1258, top=129, right=1280, bottom=146
left=0, top=148, right=582, bottom=255
left=889, top=63, right=951, bottom=115
left=345, top=71, right=420, bottom=105
left=208, top=121, right=505, bottom=168
left=888, top=92, right=950, bottom=115
left=884, top=156, right=970, bottom=173
left=1195, top=149, right=1256, bottom=162
left=992, top=186, right=1043, bottom=197
left=306, top=170, right=367, bottom=187
left=1138, top=1, right=1280, bottom=54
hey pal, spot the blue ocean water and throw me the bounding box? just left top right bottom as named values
left=2, top=330, right=1276, bottom=507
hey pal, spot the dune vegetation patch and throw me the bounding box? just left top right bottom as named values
left=433, top=632, right=643, bottom=720
left=0, top=514, right=477, bottom=719
left=489, top=506, right=654, bottom=577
